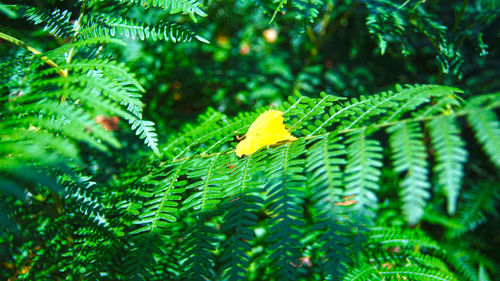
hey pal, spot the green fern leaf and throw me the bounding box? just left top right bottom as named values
left=183, top=153, right=229, bottom=212
left=467, top=110, right=500, bottom=168
left=131, top=160, right=188, bottom=234
left=306, top=134, right=346, bottom=210
left=20, top=6, right=74, bottom=38
left=388, top=122, right=430, bottom=225
left=181, top=214, right=218, bottom=280
left=116, top=0, right=207, bottom=18
left=80, top=13, right=204, bottom=43
left=285, top=91, right=343, bottom=136
left=265, top=141, right=306, bottom=280
left=344, top=129, right=383, bottom=220
left=124, top=233, right=165, bottom=280
left=220, top=153, right=266, bottom=281
left=429, top=116, right=468, bottom=214
left=131, top=119, right=160, bottom=155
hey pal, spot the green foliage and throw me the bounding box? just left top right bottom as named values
left=388, top=121, right=430, bottom=225
left=344, top=129, right=382, bottom=221
left=1, top=0, right=500, bottom=280
left=429, top=116, right=467, bottom=215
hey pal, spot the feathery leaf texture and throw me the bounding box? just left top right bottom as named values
left=183, top=153, right=230, bottom=212
left=344, top=227, right=459, bottom=281
left=306, top=135, right=350, bottom=279
left=429, top=116, right=467, bottom=214
left=80, top=13, right=204, bottom=43
left=131, top=161, right=188, bottom=234
left=344, top=129, right=382, bottom=220
left=388, top=122, right=430, bottom=225
left=124, top=233, right=164, bottom=280
left=220, top=154, right=266, bottom=280
left=283, top=85, right=461, bottom=137
left=265, top=141, right=306, bottom=280
left=116, top=0, right=207, bottom=18
left=21, top=6, right=74, bottom=38
left=181, top=214, right=219, bottom=281
left=468, top=110, right=500, bottom=168
left=3, top=75, right=500, bottom=279
left=306, top=134, right=346, bottom=211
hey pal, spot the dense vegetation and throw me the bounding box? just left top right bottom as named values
left=1, top=0, right=499, bottom=280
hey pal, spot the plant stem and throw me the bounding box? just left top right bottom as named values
left=61, top=0, right=87, bottom=103
left=452, top=0, right=469, bottom=33
left=0, top=31, right=66, bottom=77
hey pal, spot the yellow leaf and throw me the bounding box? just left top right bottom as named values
left=235, top=110, right=297, bottom=157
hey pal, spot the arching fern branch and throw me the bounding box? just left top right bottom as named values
left=79, top=13, right=208, bottom=43
left=306, top=134, right=345, bottom=211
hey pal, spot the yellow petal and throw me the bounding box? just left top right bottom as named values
left=235, top=110, right=296, bottom=157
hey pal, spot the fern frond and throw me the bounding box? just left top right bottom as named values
left=301, top=84, right=461, bottom=136
left=79, top=13, right=205, bottom=43
left=291, top=0, right=322, bottom=24
left=131, top=119, right=159, bottom=155
left=163, top=107, right=236, bottom=159
left=124, top=233, right=165, bottom=280
left=61, top=175, right=111, bottom=228
left=306, top=134, right=346, bottom=211
left=345, top=264, right=458, bottom=281
left=443, top=242, right=497, bottom=281
left=284, top=91, right=344, bottom=135
left=69, top=73, right=143, bottom=119
left=45, top=37, right=126, bottom=58
left=115, top=0, right=207, bottom=18
left=183, top=153, right=230, bottom=212
left=220, top=153, right=266, bottom=281
left=130, top=160, right=188, bottom=234
left=314, top=216, right=351, bottom=280
left=60, top=58, right=144, bottom=91
left=305, top=135, right=351, bottom=279
left=429, top=116, right=467, bottom=214
left=451, top=182, right=499, bottom=238
left=388, top=122, right=430, bottom=225
left=366, top=251, right=453, bottom=274
left=342, top=85, right=458, bottom=130
left=181, top=214, right=218, bottom=281
left=265, top=141, right=306, bottom=280
left=0, top=128, right=80, bottom=163
left=344, top=129, right=383, bottom=220
left=20, top=6, right=74, bottom=38
left=467, top=109, right=500, bottom=168
left=378, top=265, right=458, bottom=281
left=368, top=227, right=440, bottom=250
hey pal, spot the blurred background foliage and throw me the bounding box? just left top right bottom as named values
left=1, top=0, right=500, bottom=279
left=107, top=0, right=500, bottom=132
left=2, top=0, right=499, bottom=131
